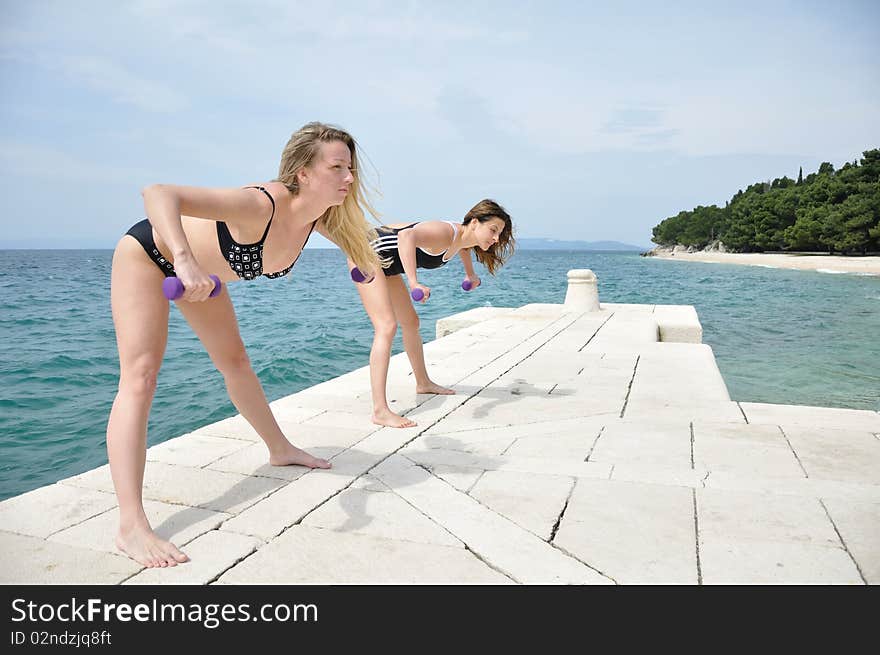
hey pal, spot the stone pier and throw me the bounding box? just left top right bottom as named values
left=1, top=270, right=877, bottom=585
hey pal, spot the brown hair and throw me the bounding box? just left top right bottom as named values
left=276, top=122, right=385, bottom=273
left=461, top=199, right=514, bottom=274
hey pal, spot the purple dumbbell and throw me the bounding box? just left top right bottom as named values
left=162, top=275, right=222, bottom=300
left=350, top=267, right=374, bottom=284
left=410, top=288, right=425, bottom=302
left=462, top=279, right=473, bottom=291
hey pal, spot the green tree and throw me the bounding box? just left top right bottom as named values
left=653, top=149, right=878, bottom=253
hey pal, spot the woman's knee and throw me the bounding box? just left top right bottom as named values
left=212, top=345, right=252, bottom=377
left=398, top=311, right=420, bottom=332
left=118, top=361, right=162, bottom=397
left=373, top=318, right=398, bottom=342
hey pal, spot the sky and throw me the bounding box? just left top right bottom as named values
left=0, top=0, right=878, bottom=249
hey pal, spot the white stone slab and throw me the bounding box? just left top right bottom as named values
left=505, top=433, right=597, bottom=460
left=436, top=306, right=516, bottom=338
left=146, top=432, right=251, bottom=467
left=49, top=499, right=230, bottom=555
left=783, top=426, right=880, bottom=484
left=216, top=525, right=511, bottom=584
left=418, top=434, right=517, bottom=456
left=221, top=470, right=355, bottom=540
left=821, top=497, right=879, bottom=584
left=699, top=539, right=863, bottom=584
left=623, top=401, right=747, bottom=423
left=554, top=478, right=698, bottom=584
left=469, top=470, right=574, bottom=540
left=274, top=392, right=373, bottom=412
left=192, top=414, right=260, bottom=441
left=628, top=344, right=730, bottom=402
left=267, top=400, right=332, bottom=423
left=609, top=464, right=706, bottom=488
left=692, top=421, right=789, bottom=445
left=302, top=487, right=461, bottom=547
left=327, top=448, right=387, bottom=478
left=61, top=462, right=285, bottom=515
left=404, top=448, right=612, bottom=480
left=696, top=488, right=840, bottom=547
left=0, top=484, right=117, bottom=539
left=652, top=304, right=703, bottom=343
left=0, top=531, right=141, bottom=584
left=429, top=465, right=485, bottom=492
left=694, top=438, right=805, bottom=478
left=125, top=530, right=262, bottom=585
left=206, top=442, right=343, bottom=481
left=300, top=410, right=382, bottom=432
left=588, top=423, right=692, bottom=469
left=371, top=456, right=612, bottom=584
left=740, top=402, right=880, bottom=431
left=428, top=415, right=615, bottom=441
left=704, top=471, right=880, bottom=502
left=350, top=475, right=390, bottom=492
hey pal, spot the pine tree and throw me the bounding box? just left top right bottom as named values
left=797, top=166, right=803, bottom=185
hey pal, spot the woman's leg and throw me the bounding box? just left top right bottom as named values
left=108, top=237, right=189, bottom=568
left=386, top=275, right=455, bottom=395
left=351, top=265, right=416, bottom=428
left=174, top=288, right=331, bottom=468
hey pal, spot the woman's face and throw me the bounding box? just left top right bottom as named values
left=472, top=217, right=506, bottom=251
left=302, top=140, right=355, bottom=206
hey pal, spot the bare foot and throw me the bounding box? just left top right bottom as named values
left=372, top=408, right=417, bottom=428
left=116, top=524, right=189, bottom=568
left=416, top=381, right=456, bottom=395
left=269, top=442, right=332, bottom=469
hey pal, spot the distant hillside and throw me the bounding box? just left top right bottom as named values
left=517, top=238, right=648, bottom=251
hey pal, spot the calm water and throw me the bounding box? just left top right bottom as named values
left=1, top=249, right=878, bottom=500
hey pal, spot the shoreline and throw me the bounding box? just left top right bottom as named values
left=648, top=250, right=880, bottom=275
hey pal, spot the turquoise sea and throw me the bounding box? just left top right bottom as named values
left=1, top=248, right=878, bottom=501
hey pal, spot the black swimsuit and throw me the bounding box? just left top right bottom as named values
left=125, top=185, right=314, bottom=280
left=371, top=222, right=459, bottom=276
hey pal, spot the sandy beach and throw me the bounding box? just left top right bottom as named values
left=649, top=251, right=880, bottom=275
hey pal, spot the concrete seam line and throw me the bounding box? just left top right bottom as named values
left=584, top=426, right=605, bottom=462
left=549, top=477, right=576, bottom=543
left=549, top=540, right=619, bottom=584
left=689, top=422, right=695, bottom=470
left=577, top=312, right=615, bottom=352
left=498, top=436, right=516, bottom=456
left=737, top=402, right=749, bottom=424
left=692, top=489, right=703, bottom=586
left=778, top=425, right=810, bottom=478
left=618, top=355, right=640, bottom=419
left=205, top=536, right=262, bottom=585
left=819, top=499, right=868, bottom=585
left=466, top=469, right=487, bottom=495
left=461, top=544, right=520, bottom=583
left=42, top=503, right=118, bottom=540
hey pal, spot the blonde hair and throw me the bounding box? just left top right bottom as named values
left=462, top=199, right=515, bottom=275
left=276, top=122, right=385, bottom=273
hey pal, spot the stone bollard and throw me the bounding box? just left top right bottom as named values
left=563, top=269, right=600, bottom=311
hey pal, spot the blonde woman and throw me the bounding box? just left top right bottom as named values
left=350, top=200, right=515, bottom=428
left=108, top=122, right=383, bottom=568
